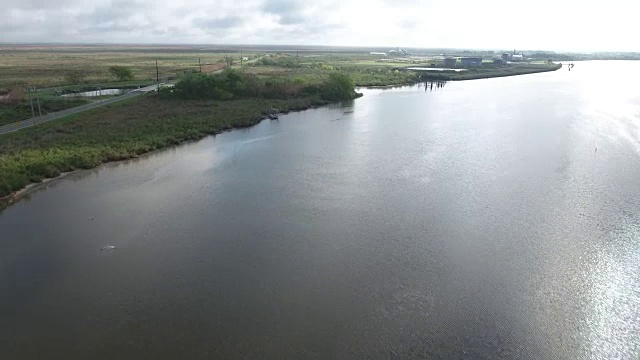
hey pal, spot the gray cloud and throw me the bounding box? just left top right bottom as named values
left=399, top=18, right=418, bottom=30
left=7, top=0, right=84, bottom=10
left=0, top=0, right=636, bottom=51
left=193, top=17, right=243, bottom=30
left=262, top=0, right=306, bottom=25
left=262, top=0, right=301, bottom=14
left=84, top=1, right=149, bottom=33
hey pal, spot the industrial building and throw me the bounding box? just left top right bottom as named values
left=460, top=57, right=483, bottom=67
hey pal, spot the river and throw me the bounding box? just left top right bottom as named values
left=1, top=61, right=639, bottom=359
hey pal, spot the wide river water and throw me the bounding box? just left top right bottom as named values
left=2, top=61, right=640, bottom=359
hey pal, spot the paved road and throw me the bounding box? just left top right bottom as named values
left=0, top=84, right=160, bottom=136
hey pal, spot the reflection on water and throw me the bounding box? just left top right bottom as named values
left=422, top=80, right=447, bottom=92
left=1, top=61, right=640, bottom=359
left=62, top=89, right=130, bottom=97
left=586, top=223, right=640, bottom=358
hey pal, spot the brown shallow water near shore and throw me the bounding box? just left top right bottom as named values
left=2, top=62, right=640, bottom=359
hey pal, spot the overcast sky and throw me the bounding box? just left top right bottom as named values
left=1, top=0, right=636, bottom=52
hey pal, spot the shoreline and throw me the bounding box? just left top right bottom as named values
left=0, top=95, right=358, bottom=212
left=450, top=64, right=563, bottom=81
left=417, top=63, right=562, bottom=81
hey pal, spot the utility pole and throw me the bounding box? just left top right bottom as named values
left=36, top=92, right=42, bottom=117
left=199, top=57, right=202, bottom=72
left=28, top=88, right=35, bottom=119
left=240, top=51, right=243, bottom=67
left=156, top=60, right=160, bottom=92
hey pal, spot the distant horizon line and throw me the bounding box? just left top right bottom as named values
left=0, top=42, right=637, bottom=54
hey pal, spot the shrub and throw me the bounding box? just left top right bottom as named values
left=317, top=73, right=355, bottom=101
left=0, top=180, right=11, bottom=196
left=174, top=72, right=234, bottom=100
left=173, top=69, right=356, bottom=101
left=108, top=66, right=134, bottom=81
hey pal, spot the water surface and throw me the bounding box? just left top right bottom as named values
left=62, top=88, right=130, bottom=97
left=2, top=61, right=640, bottom=359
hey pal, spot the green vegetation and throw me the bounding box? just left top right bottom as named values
left=318, top=73, right=357, bottom=101
left=243, top=54, right=559, bottom=86
left=0, top=97, right=88, bottom=127
left=246, top=53, right=420, bottom=87
left=0, top=95, right=330, bottom=206
left=108, top=66, right=134, bottom=81
left=342, top=67, right=418, bottom=86
left=259, top=56, right=300, bottom=67
left=173, top=71, right=246, bottom=100
left=173, top=69, right=358, bottom=101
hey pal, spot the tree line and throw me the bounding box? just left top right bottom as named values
left=172, top=69, right=356, bottom=102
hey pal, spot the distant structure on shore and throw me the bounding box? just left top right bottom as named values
left=444, top=57, right=457, bottom=67
left=501, top=49, right=527, bottom=62
left=388, top=48, right=409, bottom=56
left=460, top=57, right=483, bottom=67
left=369, top=48, right=410, bottom=57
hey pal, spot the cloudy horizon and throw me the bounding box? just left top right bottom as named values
left=1, top=0, right=637, bottom=52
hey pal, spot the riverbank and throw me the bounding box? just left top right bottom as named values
left=417, top=63, right=562, bottom=81
left=0, top=94, right=345, bottom=210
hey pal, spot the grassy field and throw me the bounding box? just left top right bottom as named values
left=0, top=97, right=89, bottom=127
left=243, top=65, right=419, bottom=87
left=0, top=50, right=242, bottom=88
left=0, top=49, right=241, bottom=125
left=245, top=53, right=421, bottom=86
left=243, top=53, right=561, bottom=86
